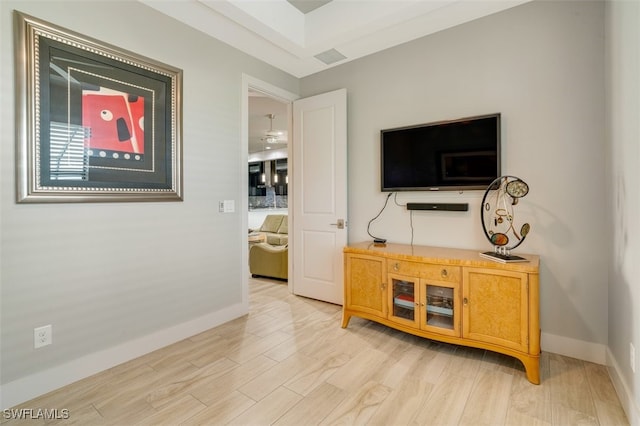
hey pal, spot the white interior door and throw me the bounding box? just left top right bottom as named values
left=291, top=88, right=347, bottom=305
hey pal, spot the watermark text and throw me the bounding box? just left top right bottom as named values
left=3, top=408, right=70, bottom=420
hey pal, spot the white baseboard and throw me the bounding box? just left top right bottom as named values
left=607, top=348, right=640, bottom=426
left=543, top=333, right=640, bottom=424
left=541, top=332, right=607, bottom=364
left=0, top=302, right=248, bottom=410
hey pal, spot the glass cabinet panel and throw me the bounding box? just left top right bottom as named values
left=391, top=277, right=416, bottom=322
left=425, top=284, right=455, bottom=330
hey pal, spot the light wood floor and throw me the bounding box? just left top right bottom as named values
left=4, top=277, right=629, bottom=425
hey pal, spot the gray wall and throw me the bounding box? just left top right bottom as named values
left=606, top=0, right=640, bottom=419
left=0, top=0, right=298, bottom=404
left=301, top=0, right=608, bottom=355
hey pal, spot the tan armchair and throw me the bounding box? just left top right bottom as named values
left=250, top=214, right=288, bottom=245
left=249, top=243, right=288, bottom=280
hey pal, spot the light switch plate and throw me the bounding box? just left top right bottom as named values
left=223, top=200, right=235, bottom=213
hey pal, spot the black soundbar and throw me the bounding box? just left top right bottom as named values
left=406, top=203, right=469, bottom=211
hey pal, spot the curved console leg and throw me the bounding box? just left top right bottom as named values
left=521, top=355, right=540, bottom=384
left=341, top=311, right=351, bottom=328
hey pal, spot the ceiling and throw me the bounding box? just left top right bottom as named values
left=141, top=0, right=532, bottom=78
left=287, top=0, right=332, bottom=14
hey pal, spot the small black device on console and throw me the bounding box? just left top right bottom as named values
left=406, top=203, right=469, bottom=212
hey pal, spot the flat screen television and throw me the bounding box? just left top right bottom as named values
left=381, top=113, right=501, bottom=191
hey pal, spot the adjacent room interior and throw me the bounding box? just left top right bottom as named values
left=247, top=89, right=289, bottom=281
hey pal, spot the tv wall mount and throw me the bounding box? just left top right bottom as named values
left=480, top=175, right=531, bottom=263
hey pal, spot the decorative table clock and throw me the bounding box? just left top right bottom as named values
left=480, top=176, right=531, bottom=263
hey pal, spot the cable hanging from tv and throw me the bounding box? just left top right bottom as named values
left=367, top=192, right=393, bottom=244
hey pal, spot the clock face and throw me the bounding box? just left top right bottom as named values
left=506, top=179, right=529, bottom=198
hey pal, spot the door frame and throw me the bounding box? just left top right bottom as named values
left=241, top=74, right=298, bottom=305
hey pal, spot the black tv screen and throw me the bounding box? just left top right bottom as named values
left=381, top=113, right=501, bottom=191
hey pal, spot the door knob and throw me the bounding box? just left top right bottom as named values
left=330, top=219, right=345, bottom=229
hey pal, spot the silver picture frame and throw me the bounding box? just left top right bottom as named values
left=14, top=11, right=183, bottom=203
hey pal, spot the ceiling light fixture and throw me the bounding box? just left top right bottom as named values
left=263, top=113, right=283, bottom=144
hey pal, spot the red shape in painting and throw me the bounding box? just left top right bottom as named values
left=82, top=88, right=144, bottom=155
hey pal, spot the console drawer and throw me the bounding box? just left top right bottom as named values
left=387, top=260, right=460, bottom=283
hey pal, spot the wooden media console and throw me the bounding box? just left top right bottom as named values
left=342, top=242, right=541, bottom=384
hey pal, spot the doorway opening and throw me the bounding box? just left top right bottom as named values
left=248, top=90, right=289, bottom=231
left=242, top=79, right=296, bottom=297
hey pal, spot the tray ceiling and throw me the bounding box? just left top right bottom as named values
left=140, top=0, right=532, bottom=78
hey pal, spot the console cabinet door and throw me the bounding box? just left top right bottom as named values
left=388, top=273, right=419, bottom=327
left=421, top=280, right=460, bottom=337
left=345, top=254, right=387, bottom=318
left=462, top=267, right=529, bottom=352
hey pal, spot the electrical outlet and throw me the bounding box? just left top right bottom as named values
left=631, top=342, right=636, bottom=373
left=34, top=325, right=52, bottom=349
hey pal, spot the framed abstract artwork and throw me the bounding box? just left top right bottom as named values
left=14, top=11, right=183, bottom=203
